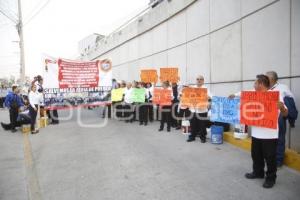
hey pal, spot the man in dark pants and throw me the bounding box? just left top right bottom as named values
left=171, top=82, right=180, bottom=129
left=50, top=109, right=59, bottom=124
left=277, top=115, right=286, bottom=167
left=1, top=110, right=31, bottom=130
left=244, top=74, right=288, bottom=189
left=158, top=81, right=173, bottom=132
left=187, top=75, right=211, bottom=143
left=266, top=71, right=295, bottom=168
left=4, top=85, right=24, bottom=132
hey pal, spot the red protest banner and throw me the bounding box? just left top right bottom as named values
left=240, top=91, right=279, bottom=129
left=159, top=68, right=179, bottom=83
left=152, top=88, right=172, bottom=106
left=58, top=59, right=99, bottom=88
left=180, top=87, right=208, bottom=109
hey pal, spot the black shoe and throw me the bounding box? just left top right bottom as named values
left=11, top=129, right=17, bottom=133
left=186, top=138, right=195, bottom=142
left=263, top=180, right=275, bottom=188
left=31, top=130, right=39, bottom=134
left=167, top=129, right=170, bottom=132
left=175, top=126, right=181, bottom=130
left=139, top=122, right=143, bottom=125
left=245, top=172, right=264, bottom=179
left=158, top=128, right=163, bottom=131
left=1, top=122, right=10, bottom=130
left=144, top=123, right=147, bottom=126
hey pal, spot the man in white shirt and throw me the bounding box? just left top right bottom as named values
left=266, top=71, right=295, bottom=168
left=187, top=75, right=212, bottom=143
left=245, top=74, right=288, bottom=189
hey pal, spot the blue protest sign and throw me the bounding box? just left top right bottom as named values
left=211, top=96, right=240, bottom=124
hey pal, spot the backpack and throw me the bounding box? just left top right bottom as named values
left=284, top=96, right=298, bottom=127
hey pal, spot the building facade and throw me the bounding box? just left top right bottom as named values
left=79, top=0, right=300, bottom=151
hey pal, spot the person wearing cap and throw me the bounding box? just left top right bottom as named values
left=4, top=85, right=24, bottom=132
left=187, top=75, right=211, bottom=143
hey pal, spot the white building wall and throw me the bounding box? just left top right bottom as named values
left=83, top=0, right=300, bottom=151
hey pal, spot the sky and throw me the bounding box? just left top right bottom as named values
left=0, top=0, right=149, bottom=79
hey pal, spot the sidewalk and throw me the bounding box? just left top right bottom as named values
left=0, top=109, right=299, bottom=200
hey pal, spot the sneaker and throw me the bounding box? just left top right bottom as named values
left=158, top=128, right=163, bottom=131
left=245, top=172, right=264, bottom=179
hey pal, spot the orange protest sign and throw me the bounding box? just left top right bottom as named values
left=152, top=88, right=161, bottom=105
left=152, top=88, right=172, bottom=106
left=140, top=69, right=158, bottom=83
left=159, top=68, right=179, bottom=83
left=240, top=91, right=279, bottom=129
left=180, top=87, right=208, bottom=109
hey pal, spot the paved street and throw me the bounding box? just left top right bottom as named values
left=0, top=108, right=300, bottom=200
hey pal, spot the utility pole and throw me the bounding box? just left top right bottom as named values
left=17, top=0, right=25, bottom=84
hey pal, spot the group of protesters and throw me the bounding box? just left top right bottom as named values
left=110, top=76, right=211, bottom=143
left=0, top=70, right=298, bottom=189
left=1, top=75, right=59, bottom=134
left=109, top=71, right=297, bottom=189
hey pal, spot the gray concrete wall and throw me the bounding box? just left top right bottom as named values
left=85, top=0, right=300, bottom=151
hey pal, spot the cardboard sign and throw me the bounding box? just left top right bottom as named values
left=180, top=87, right=208, bottom=109
left=152, top=88, right=172, bottom=106
left=131, top=88, right=146, bottom=103
left=140, top=70, right=158, bottom=83
left=152, top=88, right=161, bottom=105
left=111, top=88, right=124, bottom=102
left=240, top=91, right=279, bottom=129
left=211, top=96, right=240, bottom=124
left=159, top=68, right=179, bottom=83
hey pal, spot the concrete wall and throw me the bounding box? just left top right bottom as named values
left=84, top=0, right=300, bottom=151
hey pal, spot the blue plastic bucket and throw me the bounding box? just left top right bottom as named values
left=211, top=125, right=224, bottom=144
